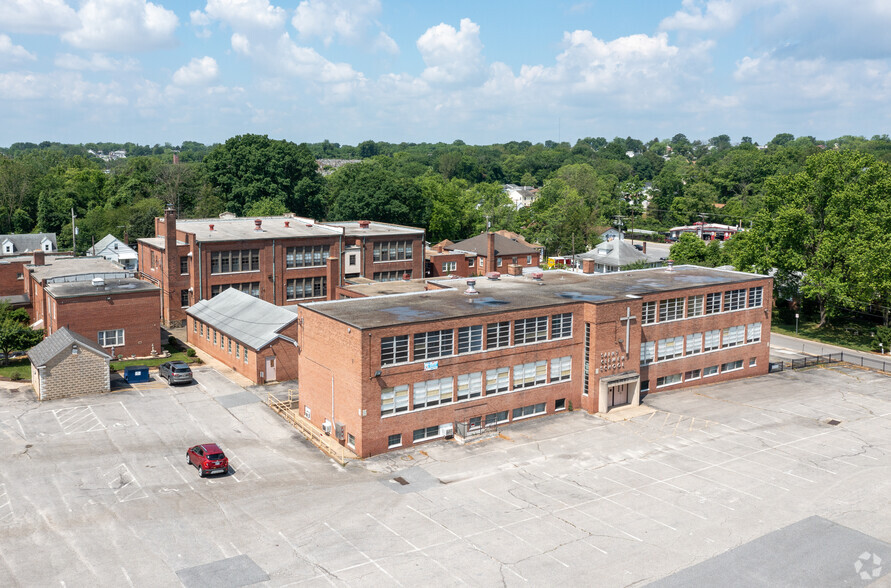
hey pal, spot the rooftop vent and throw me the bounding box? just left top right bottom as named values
left=666, top=259, right=674, bottom=272
left=284, top=221, right=290, bottom=228
left=92, top=277, right=105, bottom=288
left=529, top=271, right=544, bottom=281
left=358, top=220, right=371, bottom=229
left=209, top=224, right=214, bottom=231
left=254, top=219, right=263, bottom=231
left=464, top=279, right=479, bottom=296
left=486, top=271, right=501, bottom=280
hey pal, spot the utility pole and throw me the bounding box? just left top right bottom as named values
left=71, top=208, right=77, bottom=255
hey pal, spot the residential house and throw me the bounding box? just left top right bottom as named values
left=87, top=234, right=138, bottom=270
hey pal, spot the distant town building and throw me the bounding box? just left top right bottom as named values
left=503, top=184, right=539, bottom=208
left=316, top=159, right=362, bottom=176
left=87, top=234, right=137, bottom=270
left=0, top=233, right=56, bottom=257
left=668, top=222, right=741, bottom=242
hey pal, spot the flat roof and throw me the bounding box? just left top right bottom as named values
left=324, top=221, right=424, bottom=237
left=173, top=216, right=341, bottom=242
left=302, top=265, right=769, bottom=330
left=136, top=237, right=188, bottom=250
left=46, top=277, right=158, bottom=299
left=342, top=279, right=430, bottom=297
left=28, top=256, right=131, bottom=282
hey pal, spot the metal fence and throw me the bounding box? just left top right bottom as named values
left=771, top=351, right=891, bottom=375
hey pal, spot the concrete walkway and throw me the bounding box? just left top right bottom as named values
left=770, top=332, right=889, bottom=365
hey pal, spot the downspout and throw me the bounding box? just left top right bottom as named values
left=198, top=242, right=203, bottom=300
left=338, top=232, right=343, bottom=289
left=271, top=239, right=276, bottom=305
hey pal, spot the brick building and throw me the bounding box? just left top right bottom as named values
left=137, top=208, right=425, bottom=325
left=29, top=327, right=112, bottom=401
left=426, top=232, right=541, bottom=278
left=296, top=265, right=772, bottom=457
left=26, top=252, right=161, bottom=358
left=186, top=288, right=300, bottom=384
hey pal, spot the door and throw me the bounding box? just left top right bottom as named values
left=265, top=357, right=276, bottom=381
left=608, top=382, right=629, bottom=408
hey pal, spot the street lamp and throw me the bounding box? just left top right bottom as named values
left=795, top=313, right=799, bottom=334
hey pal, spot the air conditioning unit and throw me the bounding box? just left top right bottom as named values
left=321, top=420, right=332, bottom=435
left=334, top=422, right=345, bottom=440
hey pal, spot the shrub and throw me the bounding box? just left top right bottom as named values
left=10, top=371, right=21, bottom=381
left=875, top=326, right=891, bottom=352
left=186, top=348, right=196, bottom=357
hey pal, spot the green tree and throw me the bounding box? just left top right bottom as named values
left=327, top=160, right=430, bottom=227
left=244, top=197, right=289, bottom=216
left=0, top=303, right=43, bottom=365
left=669, top=233, right=708, bottom=265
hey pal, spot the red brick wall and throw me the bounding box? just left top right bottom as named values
left=51, top=290, right=161, bottom=358
left=0, top=260, right=26, bottom=297
left=361, top=235, right=424, bottom=280
left=426, top=252, right=468, bottom=278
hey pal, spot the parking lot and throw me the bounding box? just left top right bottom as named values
left=1, top=363, right=890, bottom=586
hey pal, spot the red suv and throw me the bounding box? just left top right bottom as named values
left=186, top=443, right=229, bottom=477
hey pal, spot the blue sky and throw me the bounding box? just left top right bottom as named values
left=1, top=0, right=890, bottom=147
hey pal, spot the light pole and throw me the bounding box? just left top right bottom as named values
left=795, top=313, right=799, bottom=335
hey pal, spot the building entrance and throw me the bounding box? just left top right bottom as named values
left=608, top=381, right=630, bottom=408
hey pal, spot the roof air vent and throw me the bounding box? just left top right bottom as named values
left=209, top=224, right=214, bottom=231
left=464, top=279, right=479, bottom=296
left=486, top=271, right=501, bottom=280
left=358, top=220, right=371, bottom=229
left=666, top=259, right=674, bottom=272
left=530, top=271, right=544, bottom=281
left=284, top=221, right=290, bottom=228
left=254, top=219, right=263, bottom=231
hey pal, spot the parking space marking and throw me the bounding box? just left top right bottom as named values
left=662, top=449, right=788, bottom=494
left=606, top=468, right=715, bottom=518
left=225, top=451, right=260, bottom=483
left=323, top=522, right=401, bottom=585
left=103, top=464, right=148, bottom=503
left=53, top=406, right=105, bottom=435
left=0, top=483, right=13, bottom=524
left=364, top=513, right=464, bottom=581
left=714, top=424, right=837, bottom=476
left=163, top=456, right=194, bottom=491
left=118, top=402, right=138, bottom=428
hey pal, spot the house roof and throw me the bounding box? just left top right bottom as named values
left=88, top=234, right=138, bottom=260
left=185, top=288, right=299, bottom=350
left=29, top=327, right=111, bottom=367
left=0, top=233, right=56, bottom=255
left=576, top=239, right=649, bottom=267
left=493, top=230, right=543, bottom=250
left=447, top=233, right=538, bottom=257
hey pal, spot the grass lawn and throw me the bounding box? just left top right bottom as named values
left=0, top=360, right=30, bottom=382
left=772, top=317, right=877, bottom=352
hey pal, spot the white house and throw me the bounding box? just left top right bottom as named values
left=0, top=233, right=56, bottom=256
left=87, top=234, right=138, bottom=270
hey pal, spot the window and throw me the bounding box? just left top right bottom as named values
left=181, top=289, right=189, bottom=307
left=441, top=261, right=457, bottom=272
left=748, top=286, right=763, bottom=308
left=686, top=333, right=702, bottom=355
left=349, top=254, right=357, bottom=265
left=551, top=313, right=573, bottom=339
left=642, top=301, right=657, bottom=324
left=244, top=349, right=248, bottom=364
left=514, top=316, right=548, bottom=344
left=457, top=325, right=482, bottom=354
left=641, top=380, right=649, bottom=392
left=705, top=292, right=722, bottom=315
left=484, top=411, right=509, bottom=426
left=381, top=335, right=409, bottom=366
left=512, top=403, right=546, bottom=420
left=388, top=433, right=402, bottom=448
left=16, top=272, right=22, bottom=280
left=657, top=336, right=684, bottom=361
left=456, top=373, right=482, bottom=400
left=180, top=256, right=189, bottom=274
left=550, top=356, right=572, bottom=381
left=210, top=249, right=260, bottom=274
left=486, top=321, right=511, bottom=349
left=724, top=289, right=746, bottom=311
left=381, top=385, right=409, bottom=416
left=213, top=331, right=217, bottom=345
left=193, top=320, right=197, bottom=333
left=722, top=359, right=743, bottom=372
left=211, top=282, right=260, bottom=298
left=228, top=339, right=232, bottom=354
left=467, top=258, right=474, bottom=267
left=747, top=322, right=762, bottom=343
left=286, top=245, right=329, bottom=268
left=722, top=325, right=745, bottom=348
left=513, top=360, right=547, bottom=389
left=485, top=367, right=510, bottom=395
left=749, top=357, right=757, bottom=367
left=659, top=297, right=684, bottom=322
left=304, top=406, right=311, bottom=420
left=685, top=369, right=701, bottom=381
left=373, top=240, right=413, bottom=262
left=374, top=270, right=410, bottom=282
left=413, top=329, right=453, bottom=361
left=704, top=329, right=720, bottom=352
left=347, top=433, right=355, bottom=449
left=640, top=341, right=655, bottom=365
left=468, top=416, right=482, bottom=431
left=286, top=277, right=327, bottom=300
left=97, top=329, right=124, bottom=347
left=206, top=328, right=210, bottom=341
left=235, top=343, right=240, bottom=358
left=555, top=398, right=566, bottom=411
left=497, top=258, right=503, bottom=267
left=200, top=324, right=204, bottom=337
left=527, top=255, right=533, bottom=264
left=704, top=365, right=719, bottom=377
left=220, top=335, right=225, bottom=349
left=656, top=373, right=682, bottom=387
left=413, top=377, right=454, bottom=409
left=413, top=425, right=446, bottom=442
left=584, top=324, right=590, bottom=395
left=687, top=295, right=704, bottom=317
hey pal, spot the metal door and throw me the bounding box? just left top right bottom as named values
left=609, top=382, right=629, bottom=408
left=265, top=357, right=276, bottom=381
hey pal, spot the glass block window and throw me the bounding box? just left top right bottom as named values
left=704, top=329, right=721, bottom=351
left=457, top=325, right=483, bottom=354
left=747, top=322, right=762, bottom=343
left=513, top=360, right=547, bottom=389
left=514, top=316, right=548, bottom=344
left=641, top=301, right=657, bottom=324
left=413, top=377, right=454, bottom=409
left=381, top=335, right=409, bottom=366
left=657, top=336, right=684, bottom=361
left=724, top=289, right=746, bottom=311
left=380, top=386, right=410, bottom=416
left=640, top=341, right=655, bottom=365
left=550, top=356, right=572, bottom=381
left=686, top=333, right=702, bottom=355
left=413, top=329, right=454, bottom=361
left=456, top=373, right=482, bottom=400
left=687, top=295, right=704, bottom=317
left=705, top=292, right=722, bottom=314
left=485, top=367, right=510, bottom=395
left=486, top=321, right=510, bottom=349
left=748, top=286, right=763, bottom=308
left=659, top=297, right=684, bottom=322
left=722, top=325, right=745, bottom=348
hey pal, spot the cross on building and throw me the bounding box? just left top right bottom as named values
left=618, top=306, right=636, bottom=355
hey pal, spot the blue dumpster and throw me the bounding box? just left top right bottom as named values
left=123, top=365, right=151, bottom=383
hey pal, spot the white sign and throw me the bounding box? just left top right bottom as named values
left=424, top=361, right=439, bottom=371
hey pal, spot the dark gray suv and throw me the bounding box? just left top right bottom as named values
left=159, top=361, right=193, bottom=385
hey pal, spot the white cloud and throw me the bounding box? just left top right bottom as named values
left=231, top=33, right=251, bottom=55
left=193, top=0, right=286, bottom=32
left=0, top=34, right=36, bottom=63
left=292, top=0, right=383, bottom=45
left=0, top=71, right=127, bottom=105
left=0, top=0, right=79, bottom=35
left=172, top=56, right=219, bottom=86
left=61, top=0, right=178, bottom=52
left=660, top=0, right=753, bottom=31
left=55, top=53, right=139, bottom=72
left=417, top=18, right=485, bottom=84
left=372, top=31, right=399, bottom=55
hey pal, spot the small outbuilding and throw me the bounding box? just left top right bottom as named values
left=29, top=327, right=112, bottom=401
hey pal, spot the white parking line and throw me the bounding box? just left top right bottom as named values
left=323, top=522, right=402, bottom=585
left=0, top=483, right=13, bottom=523
left=119, top=402, right=138, bottom=427
left=163, top=456, right=194, bottom=491
left=480, top=487, right=524, bottom=510
left=103, top=464, right=147, bottom=502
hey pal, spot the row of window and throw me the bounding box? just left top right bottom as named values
left=373, top=241, right=414, bottom=262
left=194, top=321, right=250, bottom=364
left=380, top=356, right=572, bottom=416
left=210, top=282, right=260, bottom=298
left=387, top=401, right=553, bottom=448
left=374, top=270, right=412, bottom=282
left=210, top=249, right=260, bottom=275
left=640, top=322, right=761, bottom=365
left=97, top=329, right=124, bottom=348
left=641, top=286, right=763, bottom=325
left=648, top=358, right=753, bottom=390
left=286, top=276, right=327, bottom=300
left=380, top=313, right=573, bottom=366
left=477, top=256, right=534, bottom=268
left=286, top=245, right=329, bottom=268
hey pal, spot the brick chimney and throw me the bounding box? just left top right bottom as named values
left=326, top=255, right=339, bottom=301
left=581, top=259, right=596, bottom=274
left=642, top=242, right=647, bottom=254
left=486, top=232, right=496, bottom=274
left=162, top=205, right=180, bottom=325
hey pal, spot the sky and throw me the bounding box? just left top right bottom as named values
left=1, top=0, right=890, bottom=147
